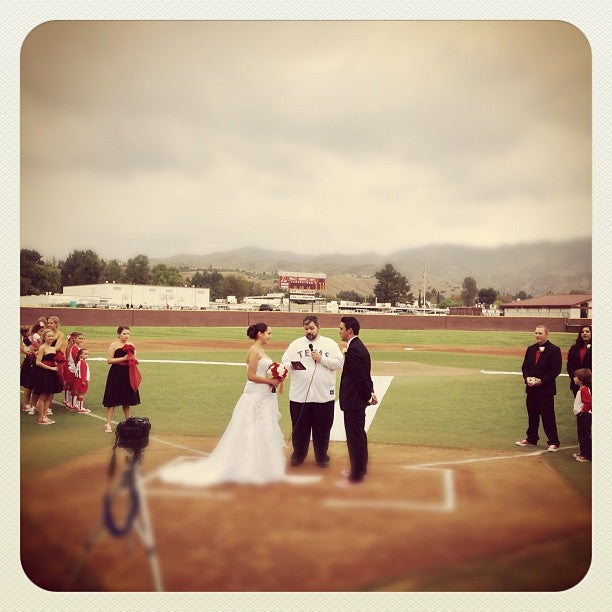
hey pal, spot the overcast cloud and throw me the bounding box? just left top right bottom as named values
left=20, top=20, right=591, bottom=262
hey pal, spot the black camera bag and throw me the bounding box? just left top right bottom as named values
left=115, top=416, right=151, bottom=450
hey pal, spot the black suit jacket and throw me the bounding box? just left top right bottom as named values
left=339, top=336, right=374, bottom=411
left=521, top=340, right=562, bottom=396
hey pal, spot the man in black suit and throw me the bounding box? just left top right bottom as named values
left=337, top=316, right=378, bottom=487
left=516, top=324, right=562, bottom=451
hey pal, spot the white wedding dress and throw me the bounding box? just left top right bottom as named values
left=159, top=356, right=288, bottom=487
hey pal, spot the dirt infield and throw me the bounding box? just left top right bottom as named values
left=21, top=433, right=591, bottom=592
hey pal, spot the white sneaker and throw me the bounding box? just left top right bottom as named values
left=27, top=408, right=37, bottom=415
left=104, top=423, right=112, bottom=433
left=515, top=439, right=535, bottom=447
left=547, top=444, right=559, bottom=452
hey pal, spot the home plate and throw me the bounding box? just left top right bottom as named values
left=329, top=376, right=394, bottom=441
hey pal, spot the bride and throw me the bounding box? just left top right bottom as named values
left=159, top=322, right=287, bottom=487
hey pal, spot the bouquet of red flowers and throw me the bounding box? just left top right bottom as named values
left=121, top=342, right=142, bottom=392
left=266, top=361, right=288, bottom=393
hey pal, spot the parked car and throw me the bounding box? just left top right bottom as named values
left=258, top=303, right=272, bottom=311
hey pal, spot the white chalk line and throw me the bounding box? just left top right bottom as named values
left=323, top=445, right=580, bottom=513
left=482, top=369, right=569, bottom=377
left=143, top=486, right=233, bottom=501
left=88, top=357, right=244, bottom=366
left=324, top=467, right=456, bottom=513
left=48, top=399, right=214, bottom=456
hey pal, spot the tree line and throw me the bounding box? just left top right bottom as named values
left=348, top=264, right=527, bottom=309
left=21, top=249, right=531, bottom=307
left=20, top=249, right=268, bottom=303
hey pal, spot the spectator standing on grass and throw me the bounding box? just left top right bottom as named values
left=20, top=325, right=35, bottom=412
left=516, top=325, right=562, bottom=452
left=45, top=315, right=66, bottom=351
left=21, top=321, right=45, bottom=415
left=337, top=316, right=377, bottom=487
left=45, top=316, right=66, bottom=414
left=572, top=368, right=592, bottom=463
left=72, top=348, right=92, bottom=414
left=566, top=325, right=592, bottom=397
left=102, top=326, right=141, bottom=433
left=32, top=329, right=64, bottom=425
left=281, top=315, right=344, bottom=468
left=64, top=331, right=85, bottom=410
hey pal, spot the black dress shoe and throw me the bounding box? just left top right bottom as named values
left=290, top=459, right=303, bottom=467
left=317, top=461, right=330, bottom=468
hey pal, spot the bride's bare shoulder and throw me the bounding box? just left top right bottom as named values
left=246, top=347, right=264, bottom=363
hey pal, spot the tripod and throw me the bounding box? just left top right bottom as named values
left=66, top=448, right=164, bottom=591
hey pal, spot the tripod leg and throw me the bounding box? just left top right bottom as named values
left=64, top=468, right=127, bottom=590
left=133, top=470, right=164, bottom=591
left=65, top=513, right=105, bottom=590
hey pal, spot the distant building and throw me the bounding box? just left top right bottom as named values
left=499, top=294, right=591, bottom=319
left=21, top=283, right=210, bottom=310
left=449, top=307, right=483, bottom=316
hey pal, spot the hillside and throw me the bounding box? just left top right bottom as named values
left=155, top=238, right=592, bottom=297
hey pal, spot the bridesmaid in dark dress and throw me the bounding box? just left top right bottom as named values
left=20, top=324, right=38, bottom=413
left=32, top=329, right=63, bottom=425
left=102, top=326, right=141, bottom=433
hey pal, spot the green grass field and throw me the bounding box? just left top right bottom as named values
left=20, top=327, right=590, bottom=498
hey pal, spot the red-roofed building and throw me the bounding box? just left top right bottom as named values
left=500, top=294, right=592, bottom=319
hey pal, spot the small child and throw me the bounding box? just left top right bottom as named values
left=65, top=331, right=85, bottom=410
left=572, top=368, right=592, bottom=462
left=72, top=348, right=91, bottom=414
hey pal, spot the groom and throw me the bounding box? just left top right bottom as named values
left=337, top=316, right=377, bottom=487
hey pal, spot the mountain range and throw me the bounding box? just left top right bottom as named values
left=152, top=238, right=592, bottom=297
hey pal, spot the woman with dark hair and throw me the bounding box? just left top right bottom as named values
left=160, top=322, right=287, bottom=487
left=566, top=325, right=592, bottom=397
left=102, top=326, right=141, bottom=433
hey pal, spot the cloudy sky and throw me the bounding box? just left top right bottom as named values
left=20, top=20, right=591, bottom=262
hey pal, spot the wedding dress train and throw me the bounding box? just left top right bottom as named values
left=159, top=356, right=287, bottom=487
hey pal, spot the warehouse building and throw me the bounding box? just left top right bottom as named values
left=499, top=294, right=591, bottom=319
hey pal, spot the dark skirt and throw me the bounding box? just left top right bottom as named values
left=103, top=364, right=141, bottom=408
left=32, top=365, right=63, bottom=395
left=20, top=356, right=37, bottom=389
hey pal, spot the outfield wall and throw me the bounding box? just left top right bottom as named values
left=20, top=307, right=589, bottom=333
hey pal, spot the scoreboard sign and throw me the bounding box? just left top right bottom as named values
left=278, top=271, right=326, bottom=293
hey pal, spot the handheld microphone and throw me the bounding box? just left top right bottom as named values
left=308, top=343, right=314, bottom=351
